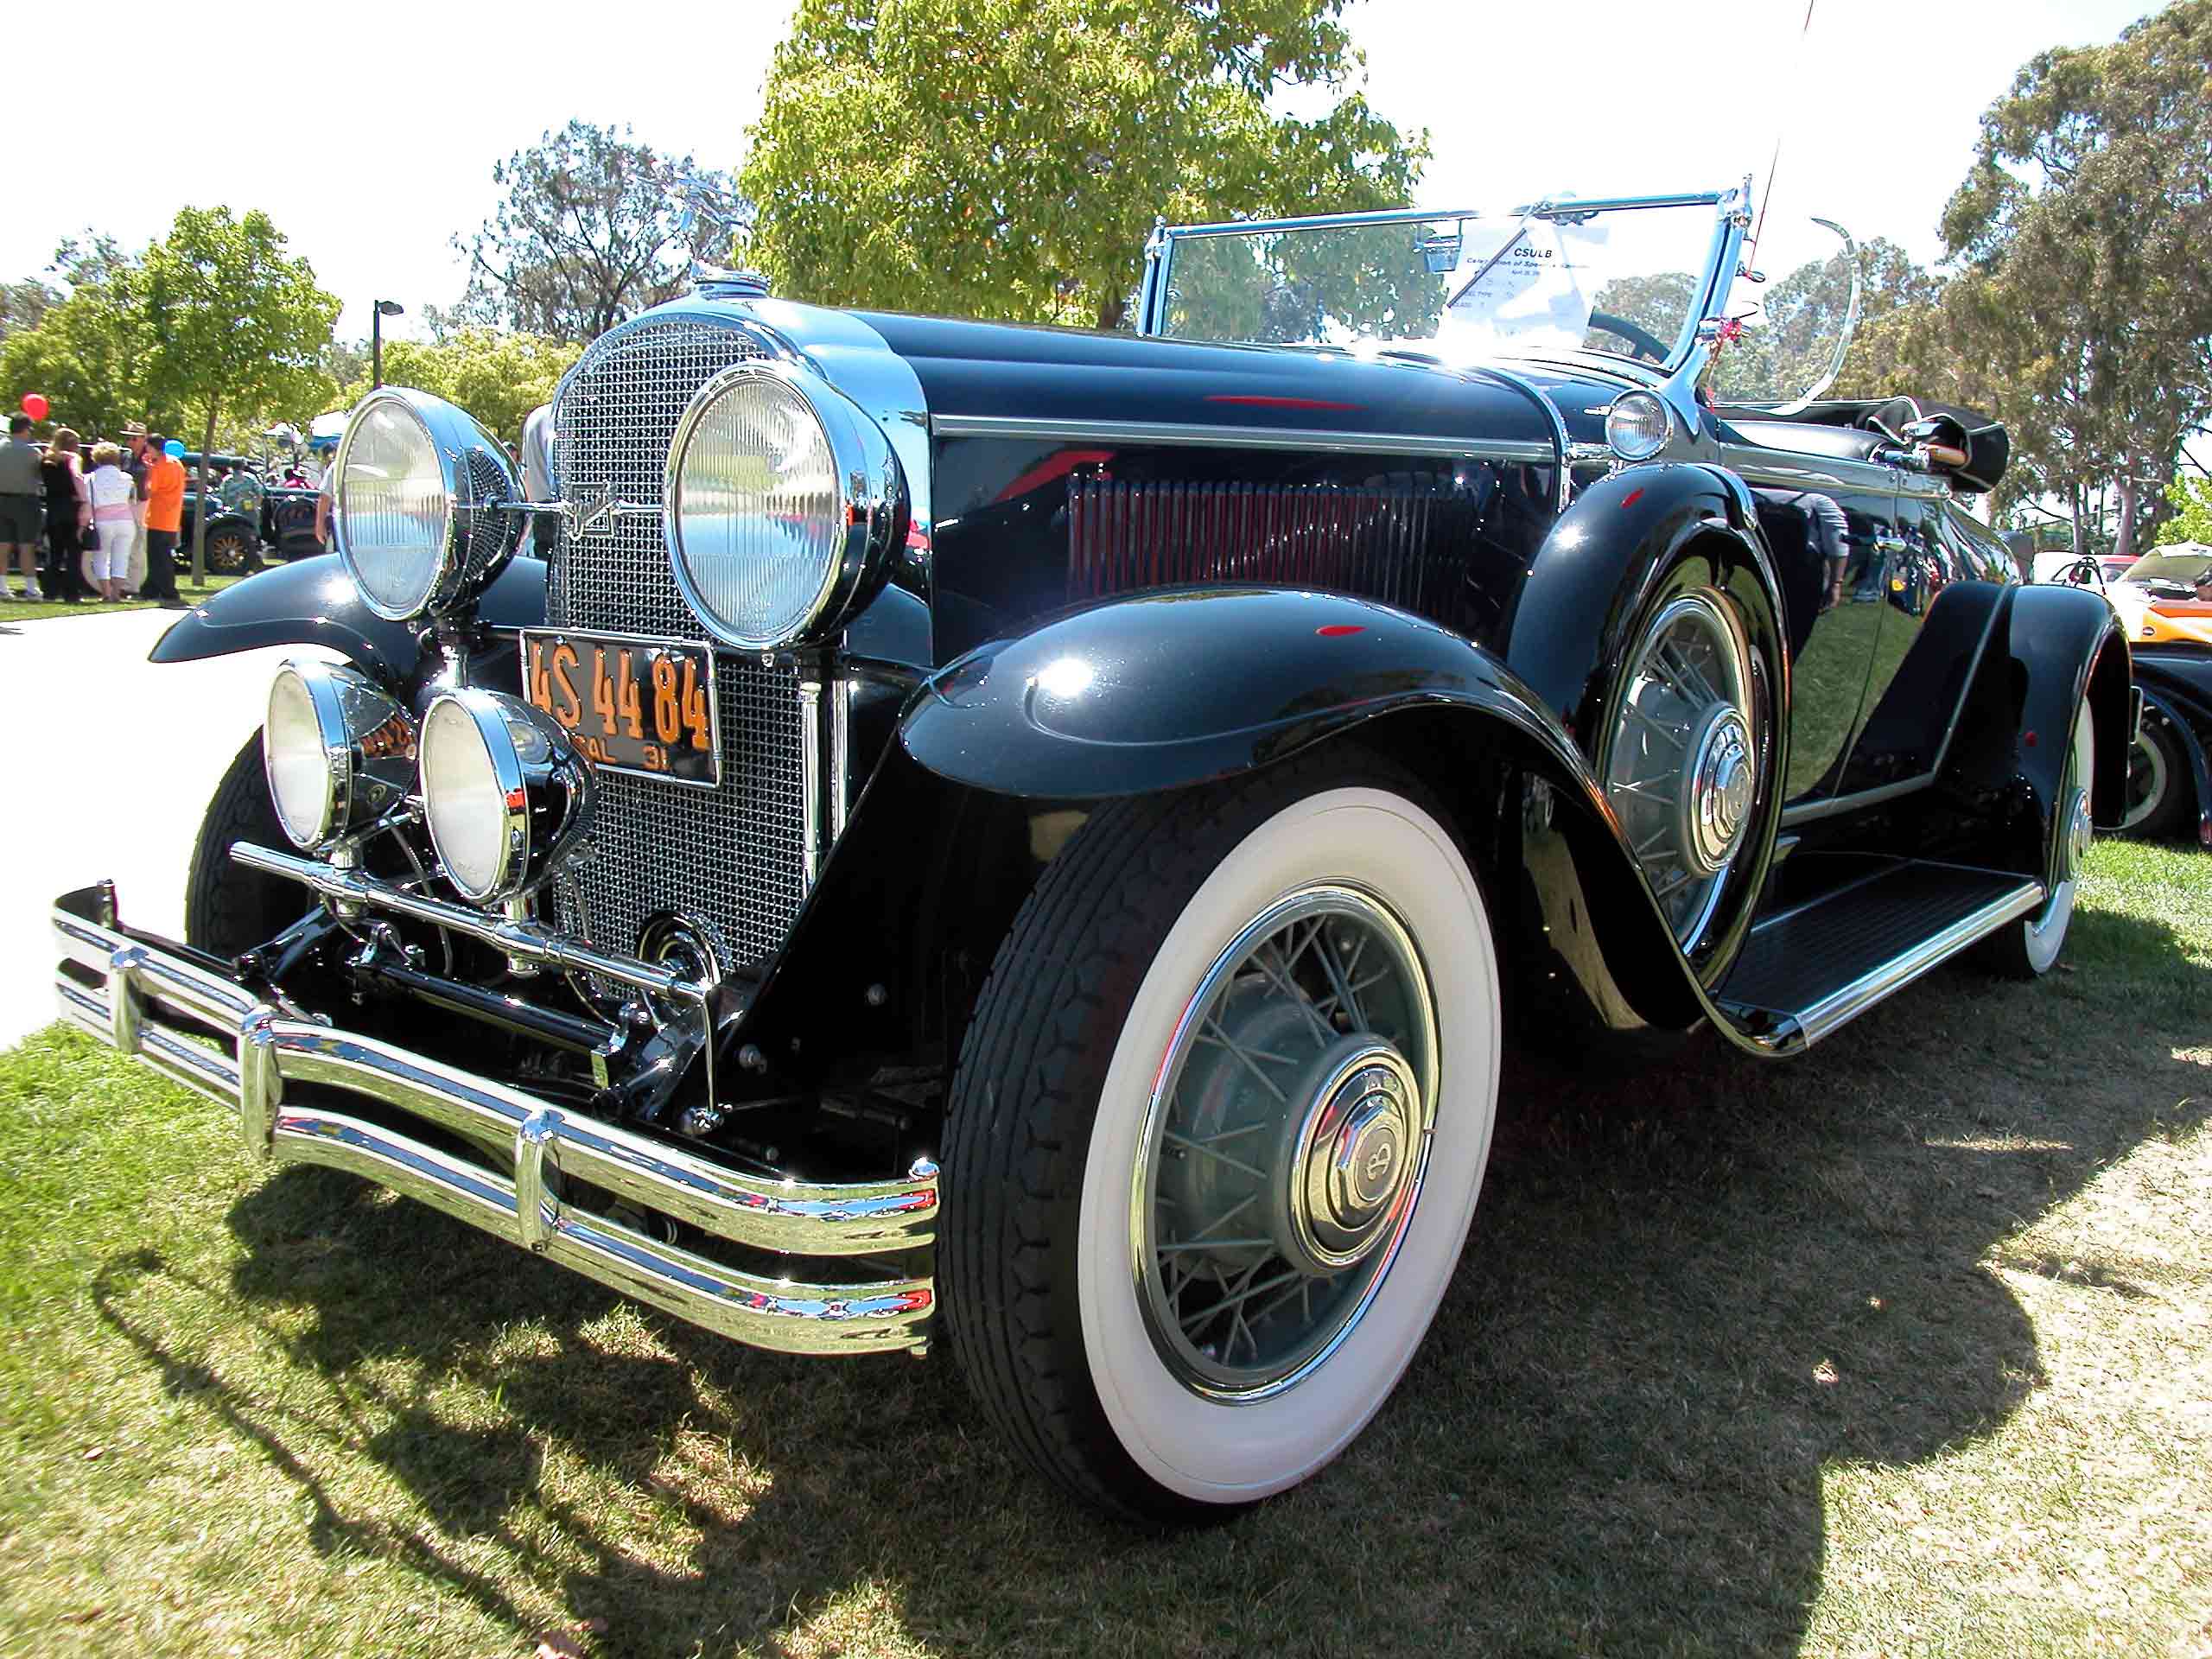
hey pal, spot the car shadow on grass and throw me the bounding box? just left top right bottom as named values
left=86, top=908, right=2209, bottom=1659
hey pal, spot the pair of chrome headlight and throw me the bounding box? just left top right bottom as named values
left=265, top=662, right=589, bottom=906
left=331, top=363, right=904, bottom=652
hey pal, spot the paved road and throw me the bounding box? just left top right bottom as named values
left=0, top=608, right=324, bottom=1049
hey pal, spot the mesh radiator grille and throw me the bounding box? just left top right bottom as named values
left=546, top=317, right=808, bottom=972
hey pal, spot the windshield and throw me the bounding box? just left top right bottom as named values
left=1150, top=195, right=1729, bottom=369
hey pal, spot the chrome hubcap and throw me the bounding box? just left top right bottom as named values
left=1685, top=705, right=1754, bottom=874
left=1278, top=1039, right=1420, bottom=1273
left=1137, top=885, right=1436, bottom=1398
left=2062, top=785, right=2092, bottom=881
left=1605, top=590, right=1757, bottom=949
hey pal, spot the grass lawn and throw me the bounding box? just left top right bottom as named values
left=2, top=573, right=245, bottom=623
left=0, top=842, right=2205, bottom=1657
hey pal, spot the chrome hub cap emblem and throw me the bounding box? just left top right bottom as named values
left=1278, top=1039, right=1421, bottom=1274
left=1684, top=704, right=1753, bottom=875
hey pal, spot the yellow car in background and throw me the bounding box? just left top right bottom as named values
left=2055, top=544, right=2212, bottom=647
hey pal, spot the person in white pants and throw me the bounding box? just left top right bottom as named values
left=86, top=444, right=140, bottom=602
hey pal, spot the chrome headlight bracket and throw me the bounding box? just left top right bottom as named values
left=334, top=387, right=527, bottom=621
left=662, top=360, right=906, bottom=651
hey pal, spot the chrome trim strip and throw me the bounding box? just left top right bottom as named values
left=1155, top=191, right=1734, bottom=241
left=929, top=412, right=1554, bottom=464
left=50, top=889, right=941, bottom=1356
left=1780, top=774, right=1929, bottom=827
left=1790, top=879, right=2044, bottom=1046
left=798, top=675, right=823, bottom=888
left=830, top=676, right=853, bottom=840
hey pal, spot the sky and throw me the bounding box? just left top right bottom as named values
left=3, top=0, right=2162, bottom=346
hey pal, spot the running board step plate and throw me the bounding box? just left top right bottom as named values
left=1717, top=863, right=2046, bottom=1051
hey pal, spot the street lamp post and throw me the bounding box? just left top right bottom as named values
left=372, top=299, right=405, bottom=389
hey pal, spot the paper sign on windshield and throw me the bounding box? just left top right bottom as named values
left=1438, top=219, right=1610, bottom=356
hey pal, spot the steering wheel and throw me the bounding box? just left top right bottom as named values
left=1586, top=309, right=1670, bottom=364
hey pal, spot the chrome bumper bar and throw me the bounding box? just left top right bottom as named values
left=50, top=884, right=937, bottom=1357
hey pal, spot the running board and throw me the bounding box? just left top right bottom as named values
left=1716, top=863, right=2046, bottom=1052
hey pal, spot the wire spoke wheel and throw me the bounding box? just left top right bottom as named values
left=1605, top=590, right=1756, bottom=950
left=1135, top=884, right=1436, bottom=1399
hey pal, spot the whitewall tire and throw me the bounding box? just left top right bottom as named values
left=941, top=753, right=1500, bottom=1522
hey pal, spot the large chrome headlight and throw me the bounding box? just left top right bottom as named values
left=264, top=659, right=416, bottom=850
left=334, top=388, right=524, bottom=621
left=664, top=362, right=904, bottom=651
left=420, top=690, right=593, bottom=904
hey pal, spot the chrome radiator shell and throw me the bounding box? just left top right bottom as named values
left=546, top=315, right=811, bottom=971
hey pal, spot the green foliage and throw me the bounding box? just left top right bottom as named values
left=139, top=207, right=340, bottom=437
left=743, top=0, right=1427, bottom=330
left=0, top=278, right=150, bottom=438
left=343, top=329, right=583, bottom=444
left=0, top=277, right=57, bottom=346
left=1934, top=0, right=2212, bottom=557
left=134, top=207, right=339, bottom=578
left=1, top=213, right=337, bottom=452
left=452, top=121, right=748, bottom=343
left=2158, top=472, right=2212, bottom=545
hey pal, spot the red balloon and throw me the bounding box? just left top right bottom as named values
left=21, top=393, right=48, bottom=422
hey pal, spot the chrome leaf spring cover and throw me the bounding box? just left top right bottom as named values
left=1605, top=591, right=1756, bottom=951
left=1133, top=884, right=1438, bottom=1401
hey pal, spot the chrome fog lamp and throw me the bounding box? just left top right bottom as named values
left=664, top=361, right=905, bottom=650
left=1605, top=391, right=1672, bottom=461
left=334, top=387, right=525, bottom=620
left=263, top=658, right=417, bottom=850
left=419, top=690, right=594, bottom=904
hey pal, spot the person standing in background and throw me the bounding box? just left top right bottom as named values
left=85, top=444, right=137, bottom=602
left=38, top=426, right=91, bottom=603
left=122, top=423, right=151, bottom=595
left=0, top=414, right=46, bottom=601
left=218, top=456, right=264, bottom=526
left=139, top=435, right=187, bottom=607
left=314, top=448, right=339, bottom=550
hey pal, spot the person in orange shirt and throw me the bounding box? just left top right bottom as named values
left=139, top=434, right=187, bottom=607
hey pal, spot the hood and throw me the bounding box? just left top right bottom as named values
left=850, top=310, right=1558, bottom=454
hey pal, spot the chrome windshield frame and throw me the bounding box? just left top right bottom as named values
left=1136, top=182, right=1755, bottom=422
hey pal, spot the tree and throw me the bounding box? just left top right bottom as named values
left=0, top=282, right=149, bottom=438
left=0, top=277, right=58, bottom=346
left=1937, top=0, right=2212, bottom=562
left=137, top=207, right=340, bottom=581
left=2158, top=468, right=2212, bottom=545
left=742, top=0, right=1427, bottom=331
left=339, top=328, right=583, bottom=444
left=451, top=122, right=749, bottom=342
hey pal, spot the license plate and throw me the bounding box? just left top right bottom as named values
left=519, top=629, right=721, bottom=787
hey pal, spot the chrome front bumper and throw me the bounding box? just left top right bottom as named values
left=49, top=884, right=937, bottom=1356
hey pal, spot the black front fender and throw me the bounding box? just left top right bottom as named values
left=893, top=585, right=1729, bottom=1042
left=898, top=586, right=1591, bottom=801
left=149, top=554, right=547, bottom=696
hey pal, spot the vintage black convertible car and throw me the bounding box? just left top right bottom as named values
left=51, top=181, right=2134, bottom=1522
